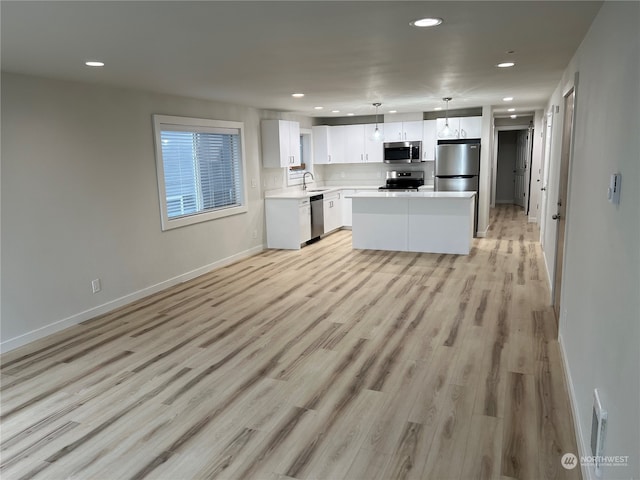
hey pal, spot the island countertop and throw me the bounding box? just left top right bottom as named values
left=346, top=191, right=475, bottom=199
left=349, top=191, right=476, bottom=255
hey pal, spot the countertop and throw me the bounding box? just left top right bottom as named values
left=264, top=184, right=434, bottom=200
left=347, top=191, right=475, bottom=199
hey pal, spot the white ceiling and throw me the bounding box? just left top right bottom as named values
left=1, top=1, right=602, bottom=118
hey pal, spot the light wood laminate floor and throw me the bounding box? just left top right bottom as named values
left=1, top=205, right=580, bottom=480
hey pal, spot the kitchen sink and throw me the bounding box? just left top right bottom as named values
left=306, top=188, right=331, bottom=193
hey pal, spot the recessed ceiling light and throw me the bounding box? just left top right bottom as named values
left=331, top=110, right=340, bottom=113
left=508, top=108, right=516, bottom=112
left=434, top=107, right=442, bottom=111
left=85, top=61, right=104, bottom=67
left=388, top=110, right=397, bottom=114
left=510, top=115, right=517, bottom=119
left=291, top=93, right=305, bottom=98
left=496, top=62, right=515, bottom=68
left=314, top=106, right=323, bottom=110
left=503, top=97, right=514, bottom=102
left=410, top=17, right=443, bottom=28
left=347, top=113, right=355, bottom=116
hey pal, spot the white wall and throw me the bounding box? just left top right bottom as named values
left=0, top=74, right=308, bottom=352
left=542, top=3, right=639, bottom=479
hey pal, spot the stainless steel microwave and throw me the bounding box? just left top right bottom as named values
left=383, top=141, right=422, bottom=163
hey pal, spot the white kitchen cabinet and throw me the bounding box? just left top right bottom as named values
left=341, top=189, right=355, bottom=227
left=265, top=197, right=310, bottom=249
left=261, top=119, right=301, bottom=168
left=323, top=191, right=343, bottom=234
left=436, top=116, right=482, bottom=140
left=330, top=125, right=347, bottom=164
left=343, top=124, right=365, bottom=163
left=436, top=117, right=461, bottom=140
left=364, top=124, right=384, bottom=163
left=384, top=121, right=423, bottom=142
left=299, top=200, right=311, bottom=243
left=459, top=116, right=483, bottom=139
left=312, top=126, right=332, bottom=164
left=422, top=120, right=437, bottom=161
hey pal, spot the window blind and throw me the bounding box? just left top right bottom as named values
left=159, top=127, right=242, bottom=219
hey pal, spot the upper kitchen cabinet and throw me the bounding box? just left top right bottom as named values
left=363, top=124, right=384, bottom=163
left=343, top=124, right=365, bottom=163
left=459, top=116, right=483, bottom=139
left=314, top=124, right=384, bottom=164
left=422, top=120, right=437, bottom=161
left=436, top=117, right=461, bottom=140
left=436, top=116, right=483, bottom=140
left=261, top=119, right=301, bottom=168
left=384, top=121, right=423, bottom=142
left=312, top=125, right=333, bottom=164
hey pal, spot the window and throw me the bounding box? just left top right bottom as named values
left=287, top=129, right=313, bottom=186
left=153, top=115, right=247, bottom=230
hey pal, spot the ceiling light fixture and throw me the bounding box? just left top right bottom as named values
left=503, top=96, right=514, bottom=102
left=496, top=62, right=515, bottom=68
left=508, top=108, right=516, bottom=112
left=314, top=106, right=323, bottom=110
left=372, top=103, right=382, bottom=140
left=331, top=110, right=340, bottom=113
left=438, top=97, right=453, bottom=138
left=347, top=113, right=355, bottom=116
left=389, top=110, right=397, bottom=114
left=410, top=17, right=443, bottom=28
left=434, top=107, right=442, bottom=111
left=292, top=93, right=305, bottom=98
left=510, top=115, right=518, bottom=119
left=85, top=61, right=104, bottom=67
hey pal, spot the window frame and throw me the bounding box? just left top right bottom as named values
left=152, top=114, right=248, bottom=231
left=287, top=128, right=314, bottom=187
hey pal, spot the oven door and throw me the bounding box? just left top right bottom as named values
left=383, top=142, right=412, bottom=163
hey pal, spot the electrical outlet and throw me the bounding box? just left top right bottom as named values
left=251, top=178, right=257, bottom=188
left=91, top=278, right=102, bottom=294
left=252, top=229, right=258, bottom=239
left=273, top=175, right=278, bottom=185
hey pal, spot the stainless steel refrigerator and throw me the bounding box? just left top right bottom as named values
left=435, top=140, right=480, bottom=235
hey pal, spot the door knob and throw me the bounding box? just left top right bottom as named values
left=552, top=214, right=561, bottom=220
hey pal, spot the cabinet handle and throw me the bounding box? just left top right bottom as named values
left=365, top=153, right=369, bottom=161
left=361, top=154, right=364, bottom=161
left=328, top=155, right=332, bottom=163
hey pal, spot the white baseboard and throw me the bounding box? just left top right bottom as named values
left=559, top=334, right=593, bottom=480
left=476, top=225, right=489, bottom=238
left=0, top=245, right=265, bottom=354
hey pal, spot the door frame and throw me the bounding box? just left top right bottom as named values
left=491, top=123, right=533, bottom=208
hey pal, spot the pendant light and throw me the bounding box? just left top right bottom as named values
left=372, top=103, right=382, bottom=140
left=439, top=97, right=453, bottom=138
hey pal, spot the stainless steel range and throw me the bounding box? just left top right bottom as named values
left=378, top=171, right=424, bottom=192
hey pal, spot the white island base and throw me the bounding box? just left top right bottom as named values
left=348, top=191, right=476, bottom=255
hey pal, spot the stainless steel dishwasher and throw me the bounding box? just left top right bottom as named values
left=310, top=194, right=324, bottom=239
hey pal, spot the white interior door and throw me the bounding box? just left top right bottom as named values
left=539, top=111, right=554, bottom=246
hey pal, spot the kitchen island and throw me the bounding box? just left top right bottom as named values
left=346, top=191, right=476, bottom=255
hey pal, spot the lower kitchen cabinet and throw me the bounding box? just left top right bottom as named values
left=323, top=191, right=343, bottom=234
left=265, top=198, right=311, bottom=249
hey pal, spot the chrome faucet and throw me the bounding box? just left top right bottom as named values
left=302, top=171, right=315, bottom=190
